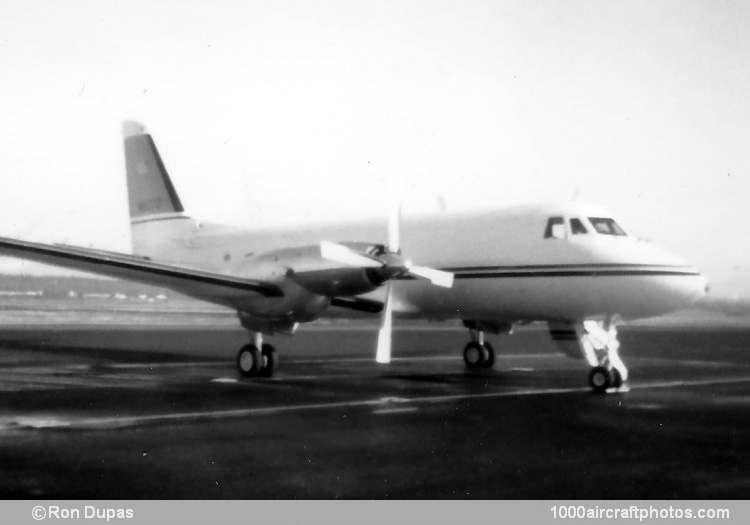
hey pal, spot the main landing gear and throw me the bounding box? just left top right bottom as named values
left=236, top=332, right=277, bottom=378
left=463, top=327, right=495, bottom=369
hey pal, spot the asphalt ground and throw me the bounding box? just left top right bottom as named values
left=0, top=322, right=748, bottom=499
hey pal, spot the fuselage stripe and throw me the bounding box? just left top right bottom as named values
left=452, top=270, right=701, bottom=278
left=441, top=263, right=694, bottom=271
left=397, top=264, right=701, bottom=280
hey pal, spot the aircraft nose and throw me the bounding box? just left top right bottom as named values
left=701, top=275, right=711, bottom=296
left=693, top=272, right=710, bottom=300
left=664, top=268, right=709, bottom=305
left=640, top=243, right=708, bottom=310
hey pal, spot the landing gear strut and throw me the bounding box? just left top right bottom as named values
left=581, top=319, right=627, bottom=394
left=463, top=327, right=495, bottom=369
left=236, top=332, right=276, bottom=378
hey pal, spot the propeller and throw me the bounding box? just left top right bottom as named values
left=320, top=206, right=454, bottom=364
left=376, top=285, right=393, bottom=364
left=318, top=240, right=454, bottom=289
left=320, top=241, right=382, bottom=269
left=406, top=264, right=455, bottom=289
left=377, top=205, right=399, bottom=364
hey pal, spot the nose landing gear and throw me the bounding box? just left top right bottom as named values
left=588, top=364, right=623, bottom=394
left=581, top=319, right=627, bottom=394
left=549, top=318, right=629, bottom=394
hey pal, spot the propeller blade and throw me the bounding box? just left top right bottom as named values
left=320, top=241, right=382, bottom=268
left=375, top=284, right=393, bottom=364
left=388, top=204, right=401, bottom=252
left=408, top=265, right=454, bottom=288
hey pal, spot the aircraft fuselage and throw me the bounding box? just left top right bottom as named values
left=133, top=200, right=707, bottom=326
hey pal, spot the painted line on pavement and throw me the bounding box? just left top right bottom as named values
left=9, top=375, right=750, bottom=431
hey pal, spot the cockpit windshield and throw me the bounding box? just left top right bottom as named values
left=588, top=217, right=627, bottom=236
left=569, top=218, right=588, bottom=235
left=544, top=217, right=565, bottom=239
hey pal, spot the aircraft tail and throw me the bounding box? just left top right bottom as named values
left=122, top=121, right=198, bottom=258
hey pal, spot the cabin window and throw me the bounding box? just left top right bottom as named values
left=544, top=217, right=565, bottom=239
left=570, top=218, right=588, bottom=235
left=588, top=217, right=627, bottom=236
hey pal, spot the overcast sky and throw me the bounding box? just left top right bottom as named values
left=0, top=0, right=748, bottom=298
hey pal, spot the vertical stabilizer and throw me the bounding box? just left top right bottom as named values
left=122, top=121, right=198, bottom=258
left=123, top=121, right=185, bottom=218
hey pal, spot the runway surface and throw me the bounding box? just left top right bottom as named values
left=0, top=322, right=749, bottom=499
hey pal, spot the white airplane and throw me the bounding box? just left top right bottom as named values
left=0, top=122, right=708, bottom=393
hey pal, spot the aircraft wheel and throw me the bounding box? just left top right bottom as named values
left=463, top=342, right=488, bottom=369
left=610, top=368, right=623, bottom=389
left=481, top=342, right=495, bottom=368
left=588, top=366, right=611, bottom=394
left=259, top=344, right=277, bottom=378
left=237, top=344, right=263, bottom=377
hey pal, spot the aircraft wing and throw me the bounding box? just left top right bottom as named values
left=0, top=236, right=283, bottom=304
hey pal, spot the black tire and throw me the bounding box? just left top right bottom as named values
left=237, top=344, right=263, bottom=377
left=588, top=366, right=611, bottom=394
left=480, top=342, right=495, bottom=368
left=463, top=341, right=488, bottom=369
left=259, top=344, right=277, bottom=378
left=610, top=368, right=623, bottom=389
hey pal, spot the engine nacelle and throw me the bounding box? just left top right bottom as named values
left=228, top=243, right=391, bottom=331
left=241, top=243, right=387, bottom=297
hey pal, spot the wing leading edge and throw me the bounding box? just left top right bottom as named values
left=0, top=236, right=283, bottom=304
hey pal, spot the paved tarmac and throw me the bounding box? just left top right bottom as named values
left=0, top=322, right=748, bottom=499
